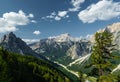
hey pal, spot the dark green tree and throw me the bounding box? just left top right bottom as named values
left=90, top=30, right=117, bottom=81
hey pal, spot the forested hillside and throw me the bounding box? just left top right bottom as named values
left=0, top=47, right=71, bottom=82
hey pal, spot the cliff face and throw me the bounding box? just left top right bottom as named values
left=29, top=33, right=92, bottom=65
left=0, top=32, right=38, bottom=57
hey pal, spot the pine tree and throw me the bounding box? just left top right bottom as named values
left=90, top=30, right=116, bottom=80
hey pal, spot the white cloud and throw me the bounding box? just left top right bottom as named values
left=55, top=16, right=61, bottom=21
left=22, top=39, right=39, bottom=44
left=42, top=0, right=86, bottom=21
left=69, top=0, right=85, bottom=12
left=42, top=11, right=68, bottom=21
left=78, top=0, right=120, bottom=23
left=0, top=10, right=35, bottom=33
left=41, top=12, right=55, bottom=20
left=69, top=7, right=79, bottom=12
left=33, top=30, right=41, bottom=35
left=28, top=13, right=34, bottom=18
left=58, top=11, right=68, bottom=17
left=31, top=20, right=37, bottom=23
left=3, top=10, right=34, bottom=25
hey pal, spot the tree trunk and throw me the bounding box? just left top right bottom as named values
left=99, top=67, right=103, bottom=76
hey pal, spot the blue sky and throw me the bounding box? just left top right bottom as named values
left=0, top=0, right=120, bottom=43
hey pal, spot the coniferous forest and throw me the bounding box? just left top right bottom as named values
left=0, top=48, right=71, bottom=82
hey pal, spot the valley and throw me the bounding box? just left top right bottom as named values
left=0, top=0, right=120, bottom=81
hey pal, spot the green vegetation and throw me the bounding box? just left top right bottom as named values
left=79, top=31, right=120, bottom=82
left=90, top=31, right=115, bottom=76
left=1, top=30, right=120, bottom=82
left=57, top=64, right=79, bottom=82
left=0, top=47, right=71, bottom=82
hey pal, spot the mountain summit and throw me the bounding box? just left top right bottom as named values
left=106, top=22, right=120, bottom=33
left=48, top=33, right=80, bottom=42
left=0, top=32, right=38, bottom=57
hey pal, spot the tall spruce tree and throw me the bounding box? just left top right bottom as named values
left=90, top=30, right=116, bottom=81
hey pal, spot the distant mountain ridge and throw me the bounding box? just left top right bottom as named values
left=48, top=33, right=82, bottom=42
left=29, top=33, right=92, bottom=65
left=0, top=22, right=120, bottom=74
left=29, top=22, right=120, bottom=72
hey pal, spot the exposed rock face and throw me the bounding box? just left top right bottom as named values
left=106, top=23, right=120, bottom=33
left=66, top=42, right=91, bottom=59
left=104, top=22, right=120, bottom=49
left=0, top=32, right=39, bottom=57
left=29, top=33, right=92, bottom=65
left=31, top=22, right=120, bottom=68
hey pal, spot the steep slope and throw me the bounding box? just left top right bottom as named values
left=29, top=33, right=92, bottom=65
left=100, top=22, right=120, bottom=51
left=0, top=48, right=71, bottom=82
left=0, top=32, right=39, bottom=57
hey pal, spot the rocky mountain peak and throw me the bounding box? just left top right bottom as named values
left=1, top=32, right=16, bottom=43
left=48, top=33, right=81, bottom=43
left=105, top=22, right=120, bottom=33
left=48, top=33, right=71, bottom=39
left=8, top=32, right=15, bottom=36
left=97, top=22, right=120, bottom=33
left=0, top=32, right=39, bottom=57
left=6, top=32, right=16, bottom=38
left=54, top=33, right=71, bottom=42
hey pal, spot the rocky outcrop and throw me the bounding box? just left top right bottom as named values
left=0, top=32, right=39, bottom=57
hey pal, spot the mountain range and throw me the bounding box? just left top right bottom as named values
left=0, top=22, right=120, bottom=78
left=29, top=33, right=92, bottom=65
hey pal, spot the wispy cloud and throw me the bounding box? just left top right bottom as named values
left=0, top=10, right=35, bottom=33
left=42, top=0, right=120, bottom=23
left=33, top=30, right=41, bottom=35
left=78, top=0, right=120, bottom=23
left=69, top=0, right=85, bottom=12
left=42, top=11, right=68, bottom=21
left=42, top=0, right=85, bottom=21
